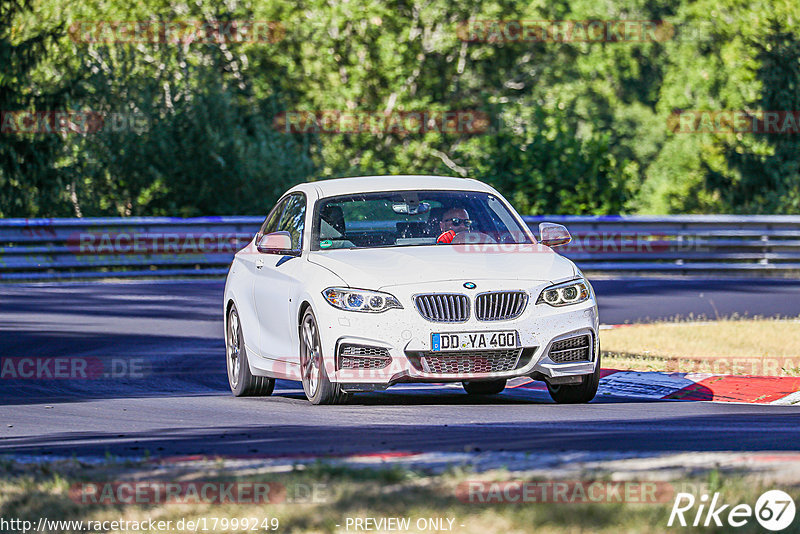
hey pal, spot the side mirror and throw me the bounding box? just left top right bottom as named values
left=539, top=222, right=571, bottom=247
left=257, top=231, right=297, bottom=255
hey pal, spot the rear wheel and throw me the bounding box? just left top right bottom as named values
left=463, top=379, right=507, bottom=395
left=227, top=304, right=275, bottom=397
left=546, top=354, right=600, bottom=404
left=300, top=309, right=347, bottom=405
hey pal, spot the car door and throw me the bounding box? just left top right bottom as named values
left=253, top=192, right=306, bottom=362
left=232, top=196, right=288, bottom=358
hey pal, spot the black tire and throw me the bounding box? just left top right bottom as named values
left=227, top=303, right=275, bottom=397
left=546, top=354, right=600, bottom=404
left=463, top=379, right=507, bottom=395
left=300, top=308, right=347, bottom=405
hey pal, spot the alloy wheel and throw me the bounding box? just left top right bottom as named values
left=227, top=310, right=241, bottom=389
left=300, top=314, right=322, bottom=398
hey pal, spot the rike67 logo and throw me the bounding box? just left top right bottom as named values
left=668, top=490, right=796, bottom=531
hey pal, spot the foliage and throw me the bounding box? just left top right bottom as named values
left=0, top=0, right=73, bottom=216
left=1, top=0, right=799, bottom=216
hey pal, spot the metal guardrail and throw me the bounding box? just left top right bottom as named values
left=0, top=216, right=259, bottom=281
left=1, top=215, right=799, bottom=280
left=525, top=215, right=800, bottom=273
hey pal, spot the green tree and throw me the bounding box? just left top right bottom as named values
left=5, top=0, right=800, bottom=217
left=712, top=22, right=800, bottom=213
left=464, top=106, right=635, bottom=214
left=0, top=0, right=74, bottom=217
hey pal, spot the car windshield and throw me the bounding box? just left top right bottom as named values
left=312, top=190, right=533, bottom=250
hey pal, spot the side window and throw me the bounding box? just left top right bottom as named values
left=259, top=197, right=289, bottom=236
left=277, top=194, right=306, bottom=250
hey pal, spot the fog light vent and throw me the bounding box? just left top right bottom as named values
left=338, top=344, right=392, bottom=369
left=548, top=335, right=592, bottom=363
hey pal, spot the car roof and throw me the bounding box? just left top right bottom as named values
left=287, top=175, right=495, bottom=198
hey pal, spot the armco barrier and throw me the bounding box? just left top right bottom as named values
left=525, top=215, right=800, bottom=272
left=0, top=215, right=799, bottom=280
left=0, top=216, right=259, bottom=281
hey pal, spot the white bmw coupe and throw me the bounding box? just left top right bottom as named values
left=223, top=175, right=600, bottom=404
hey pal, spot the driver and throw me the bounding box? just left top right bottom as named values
left=437, top=208, right=472, bottom=243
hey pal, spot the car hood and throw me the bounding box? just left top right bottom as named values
left=307, top=244, right=576, bottom=290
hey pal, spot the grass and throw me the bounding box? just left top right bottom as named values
left=1, top=460, right=798, bottom=534
left=600, top=317, right=800, bottom=376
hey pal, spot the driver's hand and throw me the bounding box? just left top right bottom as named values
left=437, top=230, right=456, bottom=244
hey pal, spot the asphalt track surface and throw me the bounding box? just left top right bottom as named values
left=1, top=278, right=800, bottom=460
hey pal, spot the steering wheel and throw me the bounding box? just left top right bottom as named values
left=452, top=231, right=497, bottom=244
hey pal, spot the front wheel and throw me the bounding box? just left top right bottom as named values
left=227, top=304, right=275, bottom=397
left=463, top=379, right=507, bottom=395
left=546, top=355, right=600, bottom=404
left=299, top=309, right=347, bottom=405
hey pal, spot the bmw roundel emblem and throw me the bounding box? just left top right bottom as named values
left=463, top=282, right=477, bottom=289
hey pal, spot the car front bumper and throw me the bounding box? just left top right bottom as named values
left=313, top=280, right=600, bottom=388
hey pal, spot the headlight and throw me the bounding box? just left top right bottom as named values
left=536, top=279, right=591, bottom=307
left=322, top=287, right=403, bottom=313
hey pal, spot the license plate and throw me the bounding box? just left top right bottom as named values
left=431, top=331, right=518, bottom=352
